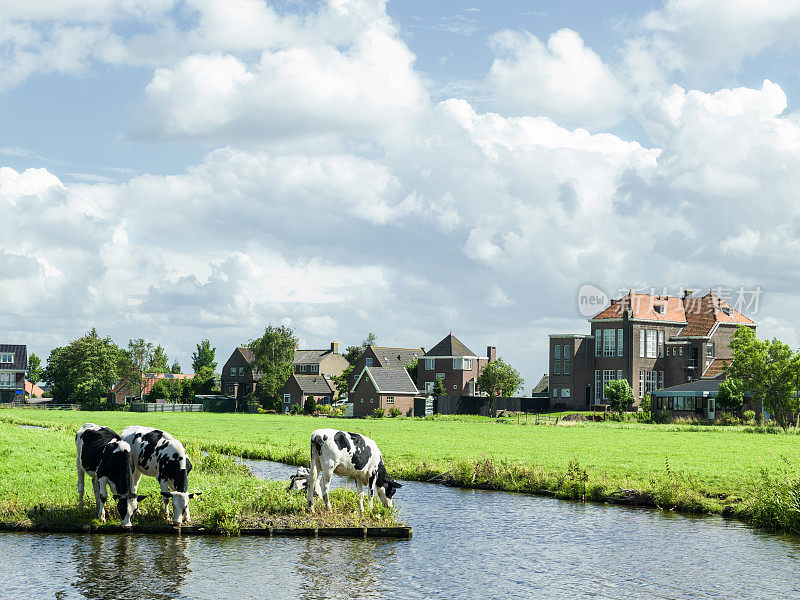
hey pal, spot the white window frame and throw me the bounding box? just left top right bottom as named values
left=617, top=369, right=623, bottom=381
left=563, top=344, right=571, bottom=358
left=386, top=396, right=394, bottom=404
left=639, top=370, right=645, bottom=398
left=658, top=371, right=664, bottom=390
left=595, top=331, right=602, bottom=357
left=706, top=343, right=715, bottom=357
left=604, top=329, right=616, bottom=357
left=616, top=329, right=623, bottom=356
left=299, top=364, right=307, bottom=373
left=436, top=373, right=444, bottom=381
left=365, top=358, right=373, bottom=367
left=424, top=358, right=434, bottom=370
left=561, top=388, right=571, bottom=398
left=639, top=330, right=645, bottom=358
left=552, top=388, right=558, bottom=398
left=594, top=370, right=602, bottom=403
left=424, top=381, right=433, bottom=392
left=0, top=353, right=13, bottom=363
left=602, top=370, right=615, bottom=401
left=646, top=330, right=657, bottom=358
left=646, top=371, right=658, bottom=393
left=229, top=367, right=236, bottom=376
left=238, top=366, right=244, bottom=376
left=658, top=330, right=665, bottom=358
left=283, top=394, right=291, bottom=404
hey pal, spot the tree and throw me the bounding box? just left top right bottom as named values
left=42, top=329, right=128, bottom=405
left=476, top=358, right=524, bottom=417
left=343, top=333, right=377, bottom=365
left=170, top=361, right=182, bottom=374
left=127, top=338, right=154, bottom=401
left=726, top=326, right=800, bottom=430
left=148, top=345, right=169, bottom=373
left=192, top=366, right=216, bottom=397
left=191, top=339, right=217, bottom=373
left=716, top=378, right=744, bottom=414
left=303, top=395, right=317, bottom=415
left=433, top=376, right=446, bottom=396
left=333, top=365, right=354, bottom=400
left=604, top=379, right=633, bottom=414
left=26, top=353, right=43, bottom=388
left=406, top=357, right=418, bottom=382
left=248, top=324, right=298, bottom=400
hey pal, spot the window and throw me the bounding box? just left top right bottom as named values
left=563, top=344, right=571, bottom=358
left=0, top=372, right=15, bottom=387
left=595, top=332, right=602, bottom=357
left=603, top=370, right=615, bottom=400
left=238, top=367, right=244, bottom=376
left=464, top=358, right=472, bottom=370
left=554, top=345, right=561, bottom=360
left=552, top=388, right=558, bottom=397
left=365, top=358, right=373, bottom=367
left=453, top=385, right=457, bottom=390
left=617, top=329, right=623, bottom=356
left=561, top=388, right=571, bottom=398
left=706, top=343, right=715, bottom=357
left=655, top=304, right=665, bottom=315
left=639, top=370, right=645, bottom=398
left=554, top=361, right=561, bottom=375
left=679, top=347, right=683, bottom=356
left=424, top=381, right=433, bottom=392
left=425, top=358, right=434, bottom=370
left=646, top=330, right=657, bottom=358
left=436, top=373, right=444, bottom=381
left=453, top=358, right=472, bottom=370
left=309, top=365, right=318, bottom=374
left=658, top=371, right=664, bottom=390
left=675, top=396, right=684, bottom=410
left=639, top=330, right=645, bottom=358
left=563, top=359, right=570, bottom=375
left=386, top=397, right=394, bottom=404
left=617, top=370, right=623, bottom=381
left=646, top=371, right=658, bottom=393
left=227, top=385, right=235, bottom=395
left=595, top=371, right=602, bottom=403
left=229, top=367, right=236, bottom=376
left=369, top=398, right=374, bottom=403
left=658, top=330, right=665, bottom=357
left=283, top=394, right=291, bottom=404
left=604, top=329, right=616, bottom=357
left=299, top=365, right=307, bottom=373
left=0, top=353, right=12, bottom=363
left=360, top=398, right=364, bottom=404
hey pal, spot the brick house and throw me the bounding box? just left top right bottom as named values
left=109, top=373, right=195, bottom=404
left=350, top=366, right=419, bottom=416
left=280, top=374, right=335, bottom=412
left=548, top=290, right=756, bottom=409
left=417, top=334, right=495, bottom=396
left=293, top=343, right=349, bottom=379
left=0, top=344, right=27, bottom=403
left=220, top=347, right=261, bottom=402
left=347, top=345, right=424, bottom=392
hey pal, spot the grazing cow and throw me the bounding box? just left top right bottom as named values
left=76, top=423, right=146, bottom=528
left=308, top=428, right=401, bottom=512
left=121, top=426, right=200, bottom=526
left=287, top=466, right=310, bottom=493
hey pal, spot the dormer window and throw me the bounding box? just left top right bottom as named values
left=365, top=358, right=373, bottom=367
left=654, top=304, right=665, bottom=315
left=0, top=353, right=12, bottom=363
left=722, top=307, right=732, bottom=316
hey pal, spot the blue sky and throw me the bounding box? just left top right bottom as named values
left=3, top=0, right=800, bottom=389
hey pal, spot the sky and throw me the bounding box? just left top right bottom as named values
left=3, top=0, right=800, bottom=390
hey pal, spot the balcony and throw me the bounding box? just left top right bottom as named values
left=685, top=359, right=698, bottom=370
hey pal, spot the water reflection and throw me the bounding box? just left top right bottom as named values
left=71, top=534, right=192, bottom=600
left=296, top=537, right=398, bottom=600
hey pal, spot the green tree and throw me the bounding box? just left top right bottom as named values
left=303, top=395, right=317, bottom=415
left=170, top=361, right=182, bottom=374
left=248, top=324, right=298, bottom=400
left=343, top=333, right=377, bottom=365
left=148, top=345, right=169, bottom=373
left=191, top=339, right=217, bottom=373
left=126, top=338, right=154, bottom=400
left=333, top=365, right=354, bottom=400
left=716, top=378, right=745, bottom=414
left=42, top=329, right=128, bottom=405
left=147, top=378, right=173, bottom=402
left=406, top=357, right=418, bottom=383
left=604, top=379, right=634, bottom=414
left=26, top=353, right=43, bottom=387
left=433, top=376, right=446, bottom=396
left=192, top=366, right=216, bottom=397
left=726, top=326, right=800, bottom=430
left=476, top=358, right=524, bottom=418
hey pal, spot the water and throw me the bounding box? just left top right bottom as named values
left=2, top=459, right=800, bottom=599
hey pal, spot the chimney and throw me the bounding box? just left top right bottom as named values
left=487, top=346, right=497, bottom=362
left=331, top=342, right=338, bottom=354
left=683, top=289, right=694, bottom=299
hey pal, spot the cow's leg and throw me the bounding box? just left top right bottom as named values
left=92, top=477, right=107, bottom=522
left=76, top=462, right=85, bottom=507
left=355, top=479, right=365, bottom=514
left=160, top=481, right=172, bottom=521
left=132, top=470, right=143, bottom=493
left=368, top=472, right=376, bottom=511
left=307, top=454, right=319, bottom=509
left=320, top=468, right=333, bottom=511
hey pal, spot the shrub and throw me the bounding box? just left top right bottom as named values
left=330, top=406, right=345, bottom=417
left=303, top=396, right=316, bottom=415
left=716, top=411, right=741, bottom=426
left=289, top=404, right=300, bottom=415
left=372, top=407, right=385, bottom=418
left=388, top=407, right=402, bottom=418
left=743, top=410, right=756, bottom=424
left=316, top=404, right=332, bottom=415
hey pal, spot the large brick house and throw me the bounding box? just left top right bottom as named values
left=0, top=344, right=27, bottom=403
left=280, top=374, right=335, bottom=412
left=347, top=345, right=424, bottom=393
left=548, top=290, right=756, bottom=409
left=417, top=334, right=495, bottom=396
left=350, top=366, right=419, bottom=416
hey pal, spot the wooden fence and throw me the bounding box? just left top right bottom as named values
left=130, top=403, right=203, bottom=413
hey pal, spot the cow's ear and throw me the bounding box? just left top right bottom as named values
left=186, top=457, right=193, bottom=473
left=137, top=494, right=149, bottom=501
left=161, top=491, right=173, bottom=499
left=393, top=482, right=402, bottom=488
left=188, top=492, right=202, bottom=499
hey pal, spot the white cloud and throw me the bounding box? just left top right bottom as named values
left=488, top=28, right=628, bottom=128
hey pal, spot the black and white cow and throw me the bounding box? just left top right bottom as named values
left=287, top=466, right=312, bottom=493
left=76, top=423, right=146, bottom=528
left=308, top=428, right=401, bottom=512
left=121, top=426, right=200, bottom=526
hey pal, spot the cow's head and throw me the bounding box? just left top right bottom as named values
left=162, top=491, right=201, bottom=526
left=287, top=466, right=309, bottom=493
left=374, top=462, right=402, bottom=508
left=113, top=493, right=149, bottom=528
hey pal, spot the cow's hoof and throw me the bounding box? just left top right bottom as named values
left=173, top=522, right=181, bottom=527
left=122, top=525, right=132, bottom=530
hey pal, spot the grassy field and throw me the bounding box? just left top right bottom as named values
left=1, top=409, right=800, bottom=532
left=0, top=419, right=398, bottom=533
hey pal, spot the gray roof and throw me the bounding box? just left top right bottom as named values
left=371, top=346, right=423, bottom=368
left=652, top=380, right=721, bottom=395
left=532, top=374, right=549, bottom=394
left=294, top=375, right=334, bottom=395
left=361, top=367, right=419, bottom=394
left=0, top=344, right=27, bottom=371
left=294, top=349, right=334, bottom=364
left=425, top=334, right=476, bottom=357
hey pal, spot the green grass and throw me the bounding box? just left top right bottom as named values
left=1, top=410, right=800, bottom=532
left=0, top=420, right=398, bottom=534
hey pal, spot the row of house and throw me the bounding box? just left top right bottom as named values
left=547, top=289, right=757, bottom=417
left=219, top=334, right=498, bottom=416
left=0, top=344, right=27, bottom=403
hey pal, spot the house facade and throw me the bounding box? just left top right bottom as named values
left=220, top=347, right=261, bottom=402
left=293, top=343, right=349, bottom=379
left=280, top=374, right=335, bottom=412
left=417, top=334, right=494, bottom=396
left=350, top=366, right=419, bottom=417
left=0, top=344, right=27, bottom=403
left=548, top=290, right=756, bottom=409
left=347, top=345, right=424, bottom=392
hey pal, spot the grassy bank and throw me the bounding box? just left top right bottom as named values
left=0, top=421, right=398, bottom=534
left=1, top=410, right=800, bottom=533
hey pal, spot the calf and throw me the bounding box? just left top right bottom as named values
left=308, top=428, right=401, bottom=512
left=76, top=423, right=145, bottom=528
left=287, top=466, right=313, bottom=493
left=121, top=426, right=200, bottom=526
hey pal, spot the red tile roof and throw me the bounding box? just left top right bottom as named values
left=703, top=358, right=731, bottom=380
